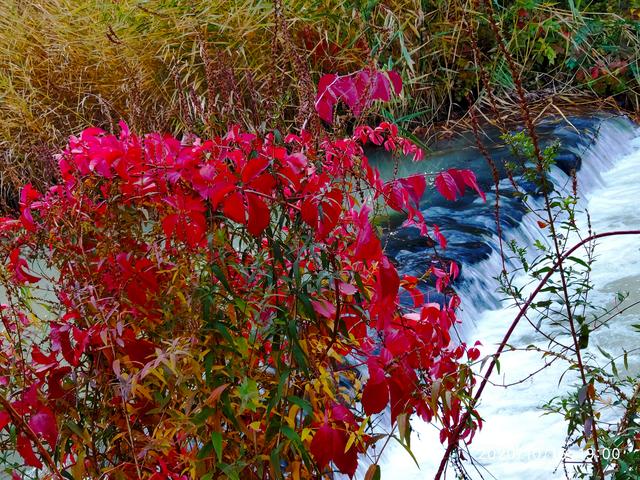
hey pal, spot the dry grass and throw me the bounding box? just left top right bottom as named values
left=0, top=0, right=638, bottom=210
left=0, top=0, right=376, bottom=208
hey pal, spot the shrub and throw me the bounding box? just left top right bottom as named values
left=0, top=117, right=483, bottom=478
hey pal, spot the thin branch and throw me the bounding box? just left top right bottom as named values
left=434, top=229, right=640, bottom=480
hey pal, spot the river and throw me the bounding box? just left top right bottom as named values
left=378, top=115, right=640, bottom=479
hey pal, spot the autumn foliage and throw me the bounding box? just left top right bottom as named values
left=0, top=68, right=483, bottom=479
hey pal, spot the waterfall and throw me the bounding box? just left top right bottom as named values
left=378, top=115, right=640, bottom=479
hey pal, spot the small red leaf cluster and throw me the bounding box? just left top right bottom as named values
left=0, top=119, right=481, bottom=478
left=434, top=168, right=486, bottom=202
left=315, top=69, right=402, bottom=124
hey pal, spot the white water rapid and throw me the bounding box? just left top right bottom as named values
left=381, top=116, right=640, bottom=479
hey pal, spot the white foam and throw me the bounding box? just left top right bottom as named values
left=380, top=117, right=640, bottom=479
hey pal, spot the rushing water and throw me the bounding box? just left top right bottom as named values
left=379, top=115, right=640, bottom=479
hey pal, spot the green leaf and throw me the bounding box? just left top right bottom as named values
left=238, top=378, right=261, bottom=412
left=266, top=369, right=290, bottom=415
left=597, top=346, right=613, bottom=360
left=220, top=463, right=241, bottom=480
left=65, top=420, right=84, bottom=439
left=287, top=395, right=313, bottom=416
left=193, top=406, right=216, bottom=426
left=212, top=431, right=223, bottom=463
left=197, top=439, right=214, bottom=460
left=398, top=32, right=415, bottom=73
left=579, top=323, right=590, bottom=350
left=212, top=264, right=233, bottom=293
left=567, top=256, right=591, bottom=270
left=397, top=413, right=411, bottom=447
left=281, top=425, right=312, bottom=465
left=270, top=444, right=284, bottom=480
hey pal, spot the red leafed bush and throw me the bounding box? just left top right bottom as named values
left=0, top=119, right=481, bottom=478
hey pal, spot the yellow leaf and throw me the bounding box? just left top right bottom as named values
left=249, top=421, right=261, bottom=431
left=357, top=418, right=368, bottom=436
left=71, top=450, right=86, bottom=478
left=134, top=384, right=153, bottom=401
left=301, top=427, right=313, bottom=442
left=287, top=404, right=299, bottom=428
left=344, top=432, right=356, bottom=454
left=397, top=413, right=410, bottom=445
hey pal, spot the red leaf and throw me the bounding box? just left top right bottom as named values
left=309, top=422, right=359, bottom=478
left=28, top=409, right=58, bottom=446
left=372, top=72, right=391, bottom=102
left=17, top=434, right=42, bottom=469
left=468, top=347, right=480, bottom=361
left=309, top=423, right=341, bottom=469
left=208, top=183, right=236, bottom=209
left=50, top=323, right=75, bottom=366
left=332, top=437, right=359, bottom=478
left=353, top=70, right=372, bottom=112
left=222, top=191, right=246, bottom=224
left=434, top=169, right=485, bottom=201
left=311, top=299, right=336, bottom=319
left=248, top=172, right=276, bottom=195
left=331, top=404, right=357, bottom=426
left=399, top=174, right=426, bottom=207
left=241, top=157, right=270, bottom=184
left=407, top=286, right=425, bottom=307
left=457, top=169, right=486, bottom=201
left=300, top=197, right=318, bottom=227
left=161, top=213, right=179, bottom=242
left=31, top=345, right=57, bottom=367
left=339, top=282, right=357, bottom=296
left=362, top=370, right=389, bottom=415
left=387, top=70, right=403, bottom=95
left=315, top=74, right=338, bottom=124
left=333, top=77, right=360, bottom=111
left=433, top=224, right=447, bottom=249
left=377, top=258, right=399, bottom=301
left=317, top=189, right=343, bottom=239
left=246, top=193, right=270, bottom=236
left=388, top=373, right=413, bottom=423
left=0, top=410, right=10, bottom=431
left=71, top=326, right=91, bottom=365
left=9, top=248, right=40, bottom=284
left=449, top=261, right=460, bottom=280
left=434, top=171, right=460, bottom=201
left=47, top=366, right=71, bottom=400
left=353, top=207, right=382, bottom=261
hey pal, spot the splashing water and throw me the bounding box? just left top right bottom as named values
left=379, top=116, right=640, bottom=479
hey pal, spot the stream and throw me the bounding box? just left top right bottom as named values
left=376, top=114, right=640, bottom=479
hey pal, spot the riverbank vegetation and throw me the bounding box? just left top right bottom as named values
left=2, top=1, right=640, bottom=209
